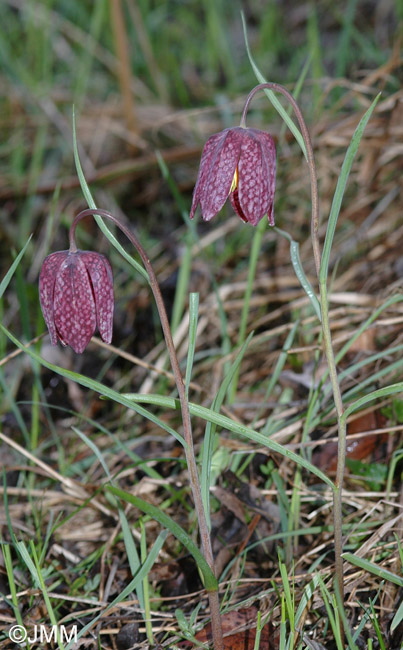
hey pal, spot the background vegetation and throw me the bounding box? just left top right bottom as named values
left=0, top=1, right=402, bottom=648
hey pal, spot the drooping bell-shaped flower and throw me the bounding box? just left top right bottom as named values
left=39, top=249, right=114, bottom=354
left=190, top=126, right=276, bottom=226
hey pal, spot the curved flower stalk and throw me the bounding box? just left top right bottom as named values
left=190, top=83, right=348, bottom=624
left=39, top=208, right=224, bottom=650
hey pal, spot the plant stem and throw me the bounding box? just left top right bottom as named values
left=240, top=82, right=321, bottom=277
left=241, top=85, right=346, bottom=621
left=320, top=279, right=346, bottom=606
left=71, top=209, right=223, bottom=650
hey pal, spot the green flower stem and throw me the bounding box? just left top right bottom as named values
left=241, top=84, right=346, bottom=624
left=71, top=209, right=224, bottom=650
left=320, top=279, right=346, bottom=606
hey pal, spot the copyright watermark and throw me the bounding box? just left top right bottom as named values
left=8, top=624, right=78, bottom=645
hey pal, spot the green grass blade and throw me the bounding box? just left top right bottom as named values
left=342, top=383, right=403, bottom=422
left=119, top=510, right=145, bottom=617
left=72, top=107, right=148, bottom=281
left=65, top=529, right=168, bottom=649
left=107, top=486, right=218, bottom=592
left=241, top=12, right=307, bottom=160
left=342, top=552, right=403, bottom=588
left=201, top=332, right=254, bottom=527
left=229, top=218, right=266, bottom=402
left=140, top=519, right=154, bottom=645
left=156, top=151, right=199, bottom=333
left=122, top=393, right=334, bottom=488
left=0, top=324, right=186, bottom=448
left=274, top=227, right=321, bottom=320
left=335, top=294, right=403, bottom=365
left=0, top=236, right=32, bottom=299
left=319, top=93, right=381, bottom=283
left=72, top=427, right=112, bottom=480
left=185, top=292, right=199, bottom=397
left=391, top=599, right=403, bottom=632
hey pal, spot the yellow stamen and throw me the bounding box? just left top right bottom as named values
left=229, top=166, right=239, bottom=194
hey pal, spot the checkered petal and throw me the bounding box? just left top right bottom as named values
left=80, top=252, right=114, bottom=345
left=190, top=128, right=242, bottom=221
left=248, top=129, right=276, bottom=226
left=53, top=253, right=97, bottom=354
left=39, top=251, right=69, bottom=346
left=237, top=129, right=276, bottom=226
left=39, top=249, right=115, bottom=354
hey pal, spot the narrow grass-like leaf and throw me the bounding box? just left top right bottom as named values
left=72, top=427, right=112, bottom=480
left=294, top=574, right=321, bottom=628
left=1, top=542, right=25, bottom=629
left=72, top=108, right=148, bottom=281
left=334, top=579, right=360, bottom=650
left=0, top=324, right=186, bottom=448
left=342, top=383, right=403, bottom=423
left=369, top=599, right=387, bottom=650
left=279, top=53, right=312, bottom=142
left=122, top=393, right=334, bottom=488
left=155, top=151, right=199, bottom=332
left=320, top=93, right=381, bottom=282
left=65, top=529, right=167, bottom=650
left=119, top=510, right=145, bottom=617
left=16, top=541, right=66, bottom=649
left=279, top=557, right=294, bottom=631
left=274, top=227, right=321, bottom=321
left=0, top=236, right=32, bottom=299
left=185, top=292, right=199, bottom=397
left=261, top=321, right=299, bottom=434
left=229, top=217, right=266, bottom=402
left=391, top=598, right=403, bottom=632
left=107, top=486, right=218, bottom=592
left=241, top=12, right=307, bottom=160
left=342, top=552, right=403, bottom=587
left=318, top=577, right=344, bottom=650
left=140, top=519, right=153, bottom=644
left=201, top=332, right=254, bottom=527
left=335, top=294, right=403, bottom=365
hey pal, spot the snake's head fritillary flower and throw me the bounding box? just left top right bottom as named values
left=190, top=126, right=276, bottom=226
left=39, top=249, right=114, bottom=354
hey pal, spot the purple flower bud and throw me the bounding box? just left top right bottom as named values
left=39, top=249, right=114, bottom=354
left=190, top=126, right=276, bottom=226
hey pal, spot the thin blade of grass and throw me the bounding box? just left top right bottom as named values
left=119, top=509, right=145, bottom=617
left=241, top=12, right=307, bottom=160
left=72, top=427, right=112, bottom=480
left=122, top=393, right=334, bottom=488
left=16, top=541, right=66, bottom=650
left=229, top=218, right=266, bottom=402
left=72, top=107, right=148, bottom=281
left=341, top=552, right=403, bottom=587
left=0, top=324, right=186, bottom=448
left=140, top=519, right=153, bottom=645
left=274, top=227, right=321, bottom=321
left=201, top=332, right=254, bottom=527
left=342, top=383, right=403, bottom=422
left=391, top=599, right=403, bottom=632
left=65, top=529, right=168, bottom=650
left=155, top=152, right=199, bottom=333
left=185, top=292, right=199, bottom=397
left=107, top=486, right=218, bottom=592
left=319, top=93, right=381, bottom=282
left=0, top=236, right=32, bottom=299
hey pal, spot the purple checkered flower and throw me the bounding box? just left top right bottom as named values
left=39, top=249, right=114, bottom=354
left=190, top=126, right=276, bottom=226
